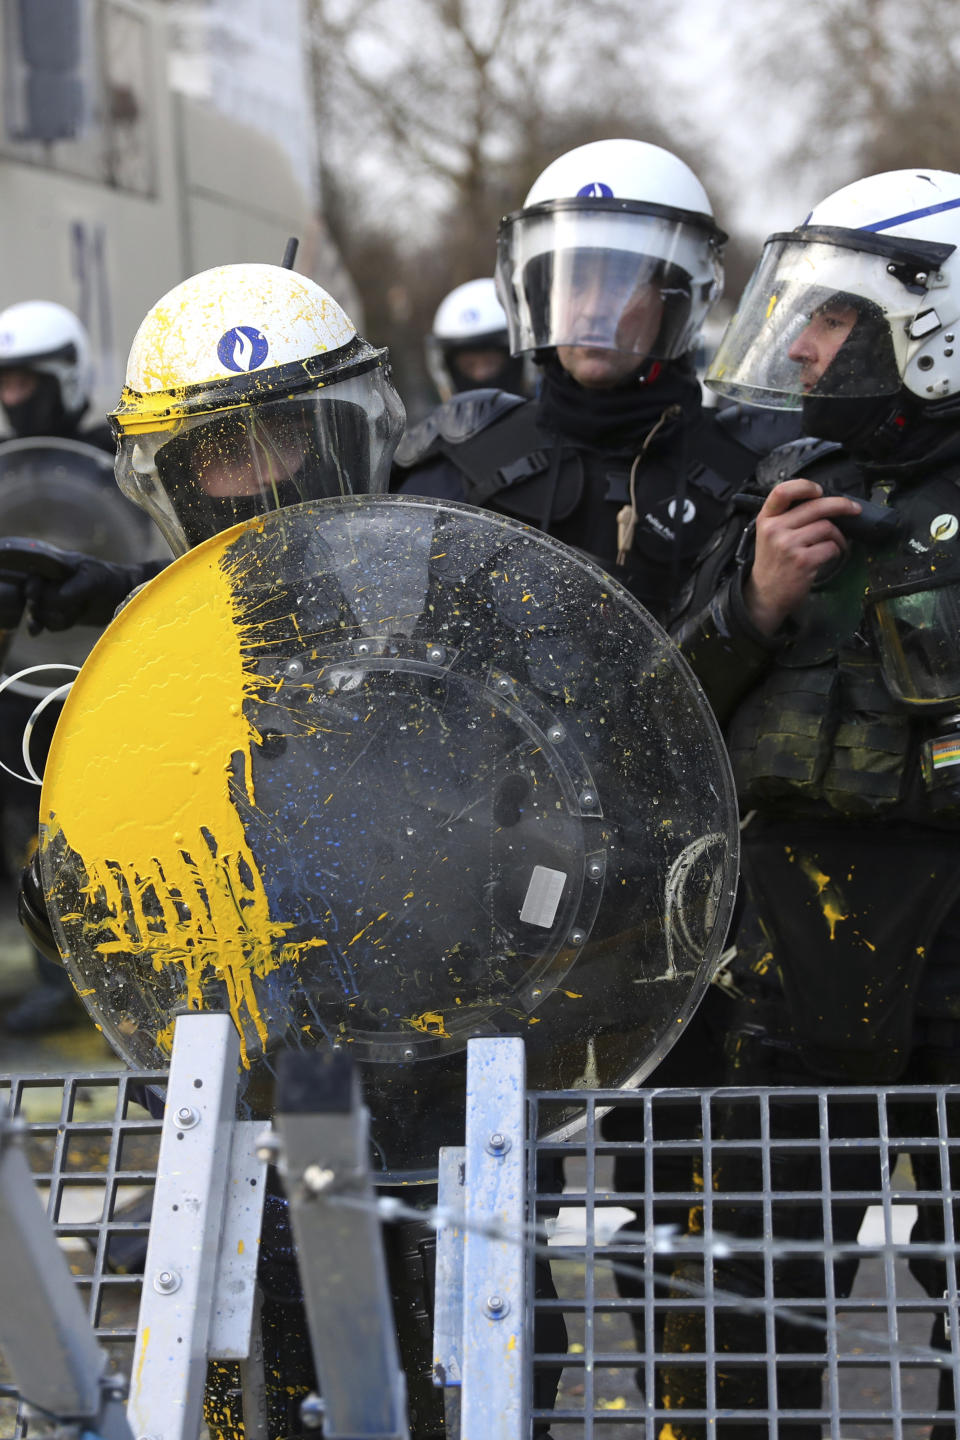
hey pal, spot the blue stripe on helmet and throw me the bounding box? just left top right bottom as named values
left=860, top=194, right=960, bottom=232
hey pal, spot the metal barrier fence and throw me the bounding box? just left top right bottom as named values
left=3, top=1065, right=960, bottom=1438
left=529, top=1085, right=960, bottom=1439
left=0, top=1071, right=166, bottom=1439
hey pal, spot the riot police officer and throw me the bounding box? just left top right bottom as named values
left=395, top=135, right=804, bottom=1390
left=0, top=300, right=112, bottom=449
left=662, top=167, right=960, bottom=1439
left=394, top=137, right=793, bottom=624
left=425, top=276, right=530, bottom=401
left=0, top=302, right=121, bottom=1030
left=20, top=259, right=412, bottom=1437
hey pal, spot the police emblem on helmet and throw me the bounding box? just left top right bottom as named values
left=217, top=326, right=270, bottom=373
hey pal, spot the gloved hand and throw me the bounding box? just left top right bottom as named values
left=23, top=554, right=155, bottom=632
left=0, top=574, right=26, bottom=630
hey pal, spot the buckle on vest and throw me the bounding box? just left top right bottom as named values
left=495, top=450, right=549, bottom=488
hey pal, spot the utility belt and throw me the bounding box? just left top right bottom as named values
left=739, top=821, right=960, bottom=1081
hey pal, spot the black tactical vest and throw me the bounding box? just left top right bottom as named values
left=724, top=444, right=960, bottom=818
left=394, top=390, right=786, bottom=621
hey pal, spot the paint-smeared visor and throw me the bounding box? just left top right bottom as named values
left=705, top=234, right=936, bottom=407
left=115, top=367, right=405, bottom=556
left=497, top=204, right=722, bottom=359
left=871, top=583, right=960, bottom=707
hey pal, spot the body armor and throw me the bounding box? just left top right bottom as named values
left=394, top=388, right=790, bottom=621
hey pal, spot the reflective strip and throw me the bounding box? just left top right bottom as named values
left=860, top=194, right=960, bottom=232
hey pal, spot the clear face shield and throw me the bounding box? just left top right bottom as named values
left=115, top=360, right=405, bottom=555
left=496, top=202, right=723, bottom=362
left=705, top=232, right=940, bottom=408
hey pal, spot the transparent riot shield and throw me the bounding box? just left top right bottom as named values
left=0, top=436, right=159, bottom=692
left=38, top=496, right=738, bottom=1177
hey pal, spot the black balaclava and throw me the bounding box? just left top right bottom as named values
left=800, top=298, right=903, bottom=453
left=536, top=351, right=702, bottom=451
left=1, top=370, right=84, bottom=439
left=446, top=343, right=527, bottom=398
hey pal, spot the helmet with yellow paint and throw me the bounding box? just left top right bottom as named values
left=110, top=263, right=406, bottom=555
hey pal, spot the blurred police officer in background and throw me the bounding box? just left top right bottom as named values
left=0, top=300, right=112, bottom=450
left=0, top=301, right=120, bottom=1030
left=425, top=276, right=530, bottom=400
left=663, top=167, right=960, bottom=1439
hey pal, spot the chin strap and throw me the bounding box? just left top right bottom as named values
left=616, top=404, right=683, bottom=564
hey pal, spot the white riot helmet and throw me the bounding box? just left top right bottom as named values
left=110, top=263, right=406, bottom=556
left=425, top=278, right=523, bottom=400
left=496, top=138, right=725, bottom=363
left=706, top=169, right=960, bottom=416
left=0, top=300, right=94, bottom=434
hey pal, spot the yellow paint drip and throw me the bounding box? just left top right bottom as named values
left=41, top=530, right=309, bottom=1065
left=134, top=1325, right=150, bottom=1393
left=796, top=855, right=849, bottom=940
left=407, top=1010, right=450, bottom=1037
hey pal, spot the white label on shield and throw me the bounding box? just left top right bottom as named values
left=520, top=865, right=567, bottom=929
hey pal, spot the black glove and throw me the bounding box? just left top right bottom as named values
left=23, top=554, right=157, bottom=632
left=0, top=574, right=26, bottom=630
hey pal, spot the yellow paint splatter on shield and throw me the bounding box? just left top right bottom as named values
left=40, top=525, right=310, bottom=1065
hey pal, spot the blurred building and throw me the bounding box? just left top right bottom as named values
left=0, top=0, right=357, bottom=417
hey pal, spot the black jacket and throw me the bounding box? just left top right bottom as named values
left=393, top=364, right=801, bottom=624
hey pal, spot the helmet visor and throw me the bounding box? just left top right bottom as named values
left=705, top=234, right=929, bottom=408
left=116, top=365, right=405, bottom=555
left=496, top=205, right=722, bottom=361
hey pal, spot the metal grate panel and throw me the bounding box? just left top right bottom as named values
left=3, top=1074, right=960, bottom=1439
left=529, top=1086, right=960, bottom=1439
left=0, top=1070, right=167, bottom=1439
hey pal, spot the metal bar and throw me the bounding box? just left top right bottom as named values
left=435, top=1145, right=466, bottom=1440
left=0, top=1107, right=111, bottom=1422
left=126, top=1013, right=244, bottom=1440
left=434, top=1145, right=466, bottom=1390
left=274, top=1048, right=409, bottom=1440
left=208, top=1120, right=267, bottom=1359
left=460, top=1036, right=527, bottom=1440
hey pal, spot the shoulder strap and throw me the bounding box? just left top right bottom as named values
left=412, top=399, right=561, bottom=509
left=393, top=389, right=526, bottom=468
left=683, top=408, right=801, bottom=499
left=754, top=436, right=844, bottom=492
